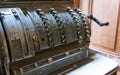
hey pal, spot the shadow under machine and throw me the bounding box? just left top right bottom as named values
left=0, top=0, right=109, bottom=75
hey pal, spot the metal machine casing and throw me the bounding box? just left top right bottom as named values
left=0, top=1, right=92, bottom=75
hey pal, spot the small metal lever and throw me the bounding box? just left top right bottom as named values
left=87, top=14, right=109, bottom=26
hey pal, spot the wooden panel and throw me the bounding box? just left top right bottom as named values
left=80, top=0, right=93, bottom=14
left=90, top=0, right=120, bottom=51
left=73, top=0, right=80, bottom=8
left=115, top=2, right=120, bottom=54
left=80, top=0, right=89, bottom=14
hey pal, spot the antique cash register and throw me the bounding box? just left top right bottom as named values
left=0, top=0, right=112, bottom=75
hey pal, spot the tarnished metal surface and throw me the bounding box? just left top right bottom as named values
left=0, top=21, right=10, bottom=75
left=0, top=8, right=34, bottom=62
left=0, top=21, right=6, bottom=75
left=23, top=47, right=88, bottom=75
left=0, top=7, right=91, bottom=75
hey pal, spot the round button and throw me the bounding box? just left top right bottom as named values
left=77, top=31, right=81, bottom=35
left=67, top=7, right=71, bottom=12
left=48, top=38, right=53, bottom=42
left=59, top=26, right=64, bottom=30
left=39, top=12, right=44, bottom=15
left=33, top=36, right=39, bottom=41
left=37, top=9, right=42, bottom=12
left=52, top=11, right=57, bottom=14
left=47, top=33, right=52, bottom=37
left=61, top=40, right=67, bottom=43
left=46, top=28, right=51, bottom=32
left=50, top=8, right=55, bottom=11
left=44, top=23, right=50, bottom=28
left=60, top=35, right=66, bottom=39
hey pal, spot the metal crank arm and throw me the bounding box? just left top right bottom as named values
left=87, top=14, right=109, bottom=26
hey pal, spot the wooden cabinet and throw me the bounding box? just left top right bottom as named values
left=79, top=0, right=120, bottom=56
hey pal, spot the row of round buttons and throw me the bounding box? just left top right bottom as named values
left=37, top=9, right=54, bottom=47
left=50, top=8, right=67, bottom=44
left=67, top=7, right=83, bottom=42
left=74, top=8, right=90, bottom=43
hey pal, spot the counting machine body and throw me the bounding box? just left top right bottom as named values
left=0, top=1, right=104, bottom=75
